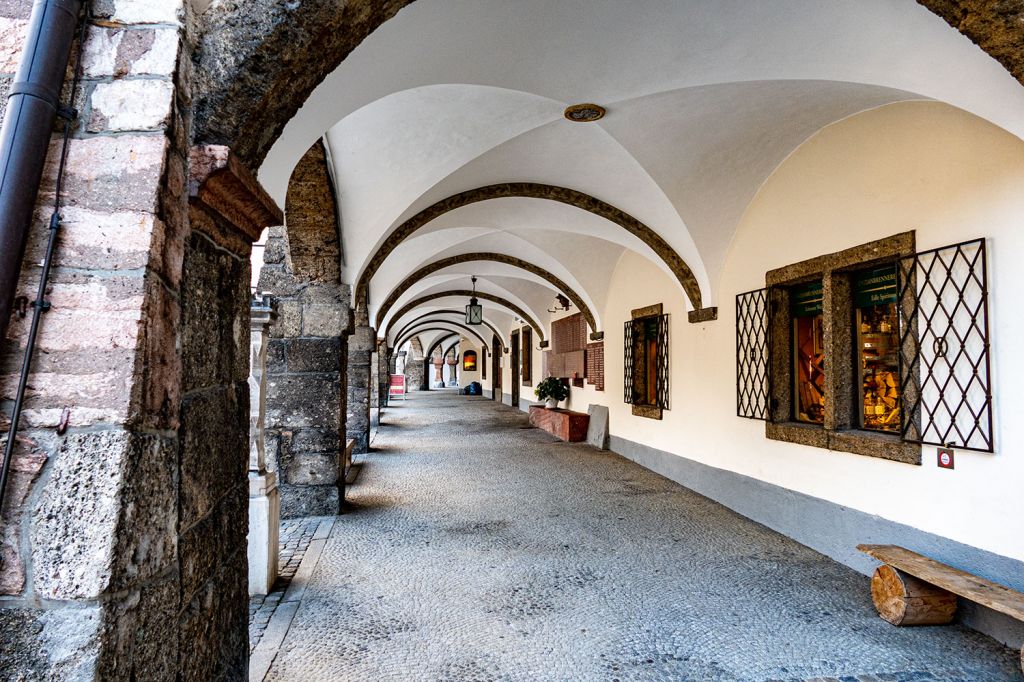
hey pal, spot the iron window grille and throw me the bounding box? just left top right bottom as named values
left=623, top=314, right=670, bottom=410
left=897, top=238, right=993, bottom=452
left=735, top=238, right=994, bottom=452
left=736, top=287, right=771, bottom=420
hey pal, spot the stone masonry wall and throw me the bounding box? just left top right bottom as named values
left=0, top=1, right=223, bottom=678
left=258, top=227, right=348, bottom=518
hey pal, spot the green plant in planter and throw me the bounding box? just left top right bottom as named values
left=535, top=376, right=570, bottom=407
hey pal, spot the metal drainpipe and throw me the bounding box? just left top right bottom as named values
left=0, top=0, right=84, bottom=514
left=0, top=0, right=82, bottom=341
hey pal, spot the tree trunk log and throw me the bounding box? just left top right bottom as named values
left=870, top=564, right=957, bottom=626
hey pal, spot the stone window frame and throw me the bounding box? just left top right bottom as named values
left=765, top=231, right=920, bottom=465
left=626, top=303, right=670, bottom=421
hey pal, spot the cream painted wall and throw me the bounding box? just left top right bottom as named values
left=578, top=102, right=1024, bottom=563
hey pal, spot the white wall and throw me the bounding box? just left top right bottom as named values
left=572, top=101, right=1024, bottom=563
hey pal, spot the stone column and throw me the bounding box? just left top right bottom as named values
left=347, top=320, right=374, bottom=454
left=369, top=342, right=380, bottom=428
left=378, top=339, right=391, bottom=412
left=406, top=337, right=425, bottom=391
left=248, top=295, right=279, bottom=596
left=258, top=230, right=349, bottom=518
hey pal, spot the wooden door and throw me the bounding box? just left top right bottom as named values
left=491, top=335, right=502, bottom=400
left=510, top=330, right=520, bottom=408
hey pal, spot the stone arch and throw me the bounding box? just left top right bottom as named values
left=392, top=309, right=507, bottom=351
left=356, top=183, right=708, bottom=317
left=283, top=139, right=342, bottom=282
left=396, top=323, right=488, bottom=352
left=385, top=290, right=545, bottom=342
left=373, top=252, right=598, bottom=335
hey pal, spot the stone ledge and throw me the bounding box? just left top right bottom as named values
left=188, top=145, right=283, bottom=242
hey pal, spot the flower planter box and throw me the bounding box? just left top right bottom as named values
left=528, top=405, right=590, bottom=442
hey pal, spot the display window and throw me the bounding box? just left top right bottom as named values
left=854, top=265, right=901, bottom=433
left=791, top=281, right=825, bottom=424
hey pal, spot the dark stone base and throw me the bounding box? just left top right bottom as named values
left=280, top=484, right=339, bottom=519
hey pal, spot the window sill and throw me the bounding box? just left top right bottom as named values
left=766, top=422, right=920, bottom=465
left=631, top=404, right=663, bottom=420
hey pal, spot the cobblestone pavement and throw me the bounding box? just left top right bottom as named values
left=249, top=517, right=330, bottom=651
left=263, top=391, right=1021, bottom=681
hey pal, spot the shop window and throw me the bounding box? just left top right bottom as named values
left=624, top=304, right=670, bottom=419
left=463, top=350, right=477, bottom=372
left=734, top=232, right=993, bottom=463
left=482, top=346, right=487, bottom=380
left=854, top=265, right=900, bottom=433
left=521, top=327, right=532, bottom=386
left=791, top=281, right=825, bottom=425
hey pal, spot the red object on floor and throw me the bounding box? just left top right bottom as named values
left=529, top=405, right=590, bottom=442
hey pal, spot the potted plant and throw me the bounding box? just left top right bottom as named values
left=535, top=376, right=569, bottom=409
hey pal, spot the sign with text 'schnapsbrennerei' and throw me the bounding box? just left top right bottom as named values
left=791, top=281, right=823, bottom=318
left=854, top=264, right=897, bottom=308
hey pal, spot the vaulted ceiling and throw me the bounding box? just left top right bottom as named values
left=257, top=0, right=1024, bottom=345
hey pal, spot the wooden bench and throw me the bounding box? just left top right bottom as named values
left=858, top=544, right=1024, bottom=671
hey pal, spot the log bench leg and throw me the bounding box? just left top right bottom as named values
left=870, top=564, right=958, bottom=626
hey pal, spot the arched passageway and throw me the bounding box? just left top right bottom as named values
left=250, top=391, right=1022, bottom=680
left=2, top=1, right=1024, bottom=680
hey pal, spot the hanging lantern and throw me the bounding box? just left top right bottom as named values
left=466, top=275, right=483, bottom=325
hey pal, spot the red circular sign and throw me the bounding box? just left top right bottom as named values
left=939, top=452, right=952, bottom=467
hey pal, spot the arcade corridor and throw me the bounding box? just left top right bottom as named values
left=252, top=392, right=1018, bottom=681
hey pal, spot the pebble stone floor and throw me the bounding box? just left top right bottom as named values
left=263, top=390, right=1020, bottom=681
left=249, top=517, right=323, bottom=651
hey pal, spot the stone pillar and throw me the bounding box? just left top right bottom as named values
left=248, top=295, right=279, bottom=596
left=369, top=342, right=380, bottom=428
left=347, top=320, right=374, bottom=454
left=406, top=337, right=424, bottom=391
left=258, top=228, right=348, bottom=518
left=378, top=340, right=391, bottom=412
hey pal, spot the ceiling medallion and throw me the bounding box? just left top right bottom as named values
left=563, top=103, right=606, bottom=123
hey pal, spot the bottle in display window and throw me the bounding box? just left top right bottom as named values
left=854, top=265, right=901, bottom=433
left=791, top=281, right=825, bottom=424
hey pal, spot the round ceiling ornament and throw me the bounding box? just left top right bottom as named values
left=563, top=103, right=606, bottom=122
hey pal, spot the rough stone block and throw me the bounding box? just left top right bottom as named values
left=279, top=483, right=339, bottom=519
left=262, top=234, right=286, bottom=264
left=181, top=231, right=248, bottom=393
left=266, top=375, right=341, bottom=428
left=88, top=78, right=173, bottom=132
left=269, top=299, right=301, bottom=339
left=43, top=135, right=168, bottom=214
left=302, top=303, right=343, bottom=337
left=32, top=430, right=128, bottom=599
left=266, top=338, right=286, bottom=374
left=179, top=385, right=247, bottom=529
left=97, top=569, right=179, bottom=680
left=0, top=606, right=103, bottom=679
left=258, top=265, right=303, bottom=299
left=0, top=19, right=27, bottom=72
left=178, top=545, right=248, bottom=682
left=95, top=0, right=183, bottom=25
left=179, top=482, right=246, bottom=607
left=83, top=27, right=178, bottom=78
left=0, top=433, right=47, bottom=595
left=586, top=404, right=610, bottom=450
left=289, top=427, right=341, bottom=454
left=286, top=337, right=341, bottom=372
left=282, top=451, right=339, bottom=486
